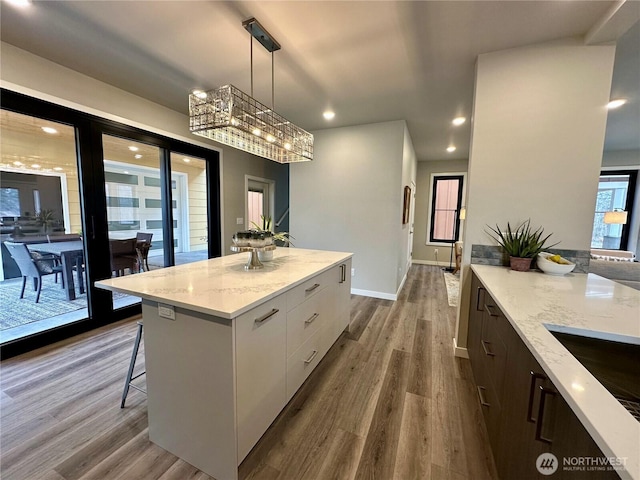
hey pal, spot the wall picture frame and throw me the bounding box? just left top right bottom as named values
left=403, top=185, right=411, bottom=224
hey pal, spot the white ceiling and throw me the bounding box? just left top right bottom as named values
left=1, top=1, right=638, bottom=161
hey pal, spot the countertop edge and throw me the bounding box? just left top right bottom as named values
left=95, top=250, right=354, bottom=319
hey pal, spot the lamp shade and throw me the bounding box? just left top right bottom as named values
left=603, top=210, right=628, bottom=225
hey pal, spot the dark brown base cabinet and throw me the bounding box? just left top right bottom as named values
left=468, top=272, right=620, bottom=479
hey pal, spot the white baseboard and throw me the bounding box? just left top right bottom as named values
left=397, top=270, right=408, bottom=297
left=351, top=288, right=397, bottom=301
left=412, top=259, right=452, bottom=267
left=453, top=337, right=469, bottom=359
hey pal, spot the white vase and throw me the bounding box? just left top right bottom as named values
left=258, top=249, right=274, bottom=262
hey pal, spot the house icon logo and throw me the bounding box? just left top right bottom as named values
left=536, top=452, right=559, bottom=475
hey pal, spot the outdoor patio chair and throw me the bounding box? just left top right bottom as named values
left=4, top=241, right=64, bottom=303
left=109, top=238, right=138, bottom=276
left=135, top=232, right=153, bottom=272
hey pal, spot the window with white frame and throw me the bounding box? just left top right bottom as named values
left=427, top=174, right=464, bottom=244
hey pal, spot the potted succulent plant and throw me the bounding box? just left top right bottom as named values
left=250, top=215, right=294, bottom=262
left=486, top=220, right=558, bottom=271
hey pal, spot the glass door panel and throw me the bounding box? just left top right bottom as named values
left=102, top=134, right=163, bottom=309
left=0, top=109, right=87, bottom=343
left=170, top=153, right=209, bottom=265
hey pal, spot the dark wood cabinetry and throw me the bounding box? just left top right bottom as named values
left=467, top=272, right=619, bottom=479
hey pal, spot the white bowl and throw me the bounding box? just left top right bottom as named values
left=537, top=253, right=576, bottom=275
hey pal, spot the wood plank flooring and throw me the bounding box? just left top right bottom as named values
left=0, top=265, right=498, bottom=480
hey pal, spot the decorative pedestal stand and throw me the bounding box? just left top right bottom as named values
left=231, top=245, right=276, bottom=270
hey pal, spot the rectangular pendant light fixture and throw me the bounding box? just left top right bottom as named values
left=189, top=18, right=313, bottom=163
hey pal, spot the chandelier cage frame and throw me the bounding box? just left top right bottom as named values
left=189, top=18, right=313, bottom=164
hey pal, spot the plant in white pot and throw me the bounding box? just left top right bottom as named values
left=486, top=220, right=558, bottom=271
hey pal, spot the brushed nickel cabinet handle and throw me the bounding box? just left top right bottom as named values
left=305, top=313, right=320, bottom=325
left=255, top=308, right=279, bottom=324
left=305, top=283, right=320, bottom=293
left=477, top=385, right=490, bottom=407
left=527, top=371, right=547, bottom=423
left=339, top=264, right=346, bottom=283
left=303, top=349, right=318, bottom=364
left=481, top=340, right=495, bottom=357
left=484, top=304, right=499, bottom=317
left=535, top=386, right=556, bottom=444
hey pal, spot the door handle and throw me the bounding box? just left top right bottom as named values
left=255, top=308, right=279, bottom=324
left=303, top=349, right=318, bottom=364
left=484, top=304, right=499, bottom=317
left=477, top=385, right=490, bottom=407
left=305, top=313, right=319, bottom=325
left=481, top=340, right=495, bottom=356
left=305, top=283, right=320, bottom=293
left=527, top=371, right=547, bottom=423
left=535, top=386, right=556, bottom=444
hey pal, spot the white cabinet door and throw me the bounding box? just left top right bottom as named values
left=235, top=294, right=287, bottom=463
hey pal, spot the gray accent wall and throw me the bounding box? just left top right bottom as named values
left=290, top=120, right=417, bottom=299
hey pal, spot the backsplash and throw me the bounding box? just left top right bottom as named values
left=470, top=245, right=590, bottom=273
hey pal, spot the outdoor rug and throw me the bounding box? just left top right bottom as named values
left=443, top=271, right=460, bottom=307
left=0, top=276, right=89, bottom=330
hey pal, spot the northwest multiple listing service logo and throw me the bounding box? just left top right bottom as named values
left=536, top=453, right=559, bottom=475
left=536, top=453, right=627, bottom=475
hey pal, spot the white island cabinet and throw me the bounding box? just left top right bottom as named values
left=95, top=248, right=352, bottom=480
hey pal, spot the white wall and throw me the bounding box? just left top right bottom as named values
left=398, top=125, right=418, bottom=285
left=290, top=120, right=415, bottom=299
left=1, top=42, right=288, bottom=254
left=456, top=40, right=616, bottom=352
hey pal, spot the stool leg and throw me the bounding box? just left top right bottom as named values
left=121, top=322, right=143, bottom=408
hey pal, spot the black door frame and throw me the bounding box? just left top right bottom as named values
left=0, top=89, right=221, bottom=359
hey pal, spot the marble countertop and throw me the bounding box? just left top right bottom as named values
left=471, top=265, right=640, bottom=480
left=95, top=248, right=352, bottom=319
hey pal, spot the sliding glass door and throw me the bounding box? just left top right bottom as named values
left=0, top=89, right=221, bottom=358
left=0, top=110, right=88, bottom=344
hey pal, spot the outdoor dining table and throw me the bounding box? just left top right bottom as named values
left=27, top=241, right=84, bottom=301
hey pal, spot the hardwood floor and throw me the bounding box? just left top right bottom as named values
left=0, top=265, right=498, bottom=480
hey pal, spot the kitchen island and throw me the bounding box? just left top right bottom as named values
left=96, top=248, right=352, bottom=480
left=469, top=265, right=639, bottom=480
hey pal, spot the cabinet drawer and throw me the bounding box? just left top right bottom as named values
left=235, top=294, right=287, bottom=462
left=286, top=268, right=334, bottom=312
left=287, top=287, right=329, bottom=356
left=286, top=328, right=324, bottom=401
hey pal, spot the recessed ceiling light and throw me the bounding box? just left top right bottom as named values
left=452, top=117, right=466, bottom=126
left=31, top=164, right=41, bottom=169
left=6, top=0, right=32, bottom=7
left=323, top=111, right=335, bottom=120
left=13, top=161, right=23, bottom=166
left=134, top=154, right=142, bottom=159
left=266, top=134, right=276, bottom=143
left=192, top=89, right=207, bottom=99
left=252, top=128, right=261, bottom=137
left=446, top=146, right=456, bottom=153
left=606, top=99, right=627, bottom=109
left=41, top=126, right=58, bottom=134
left=128, top=146, right=139, bottom=152
left=284, top=143, right=292, bottom=150
left=123, top=171, right=129, bottom=174
left=53, top=167, right=63, bottom=171
left=183, top=158, right=191, bottom=163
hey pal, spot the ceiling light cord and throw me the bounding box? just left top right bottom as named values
left=272, top=51, right=275, bottom=111
left=250, top=35, right=254, bottom=97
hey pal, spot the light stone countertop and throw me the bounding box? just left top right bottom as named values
left=471, top=264, right=640, bottom=480
left=95, top=248, right=352, bottom=319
